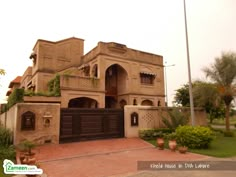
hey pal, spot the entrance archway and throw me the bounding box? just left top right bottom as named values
left=68, top=97, right=98, bottom=108
left=105, top=64, right=128, bottom=108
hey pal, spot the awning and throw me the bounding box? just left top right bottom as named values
left=140, top=71, right=156, bottom=76
left=78, top=64, right=90, bottom=70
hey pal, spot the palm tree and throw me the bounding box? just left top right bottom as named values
left=0, top=69, right=5, bottom=75
left=203, top=52, right=236, bottom=131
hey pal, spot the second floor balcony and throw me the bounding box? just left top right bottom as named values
left=60, top=75, right=102, bottom=91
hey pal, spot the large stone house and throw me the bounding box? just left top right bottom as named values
left=19, top=37, right=165, bottom=108
left=1, top=37, right=208, bottom=144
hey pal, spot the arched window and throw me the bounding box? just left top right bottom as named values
left=119, top=99, right=127, bottom=109
left=133, top=99, right=137, bottom=105
left=141, top=100, right=153, bottom=106
left=21, top=111, right=35, bottom=131
left=158, top=100, right=161, bottom=106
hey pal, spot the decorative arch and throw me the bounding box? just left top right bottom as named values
left=141, top=99, right=153, bottom=106
left=68, top=97, right=98, bottom=108
left=104, top=63, right=129, bottom=78
left=21, top=111, right=35, bottom=131
left=119, top=99, right=127, bottom=109
left=105, top=64, right=128, bottom=108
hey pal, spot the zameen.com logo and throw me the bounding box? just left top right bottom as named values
left=3, top=159, right=43, bottom=175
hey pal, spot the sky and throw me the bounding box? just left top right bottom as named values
left=0, top=0, right=236, bottom=105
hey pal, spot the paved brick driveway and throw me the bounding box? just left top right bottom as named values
left=35, top=138, right=209, bottom=177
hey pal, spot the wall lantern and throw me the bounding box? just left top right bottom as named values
left=131, top=112, right=139, bottom=126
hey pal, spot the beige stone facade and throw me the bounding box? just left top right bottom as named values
left=19, top=37, right=165, bottom=108
left=0, top=103, right=60, bottom=145
left=124, top=106, right=207, bottom=138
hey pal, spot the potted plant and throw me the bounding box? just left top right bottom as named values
left=176, top=136, right=188, bottom=154
left=20, top=140, right=37, bottom=165
left=154, top=131, right=164, bottom=150
left=165, top=133, right=177, bottom=151
left=15, top=143, right=28, bottom=164
left=22, top=140, right=36, bottom=156
left=178, top=146, right=188, bottom=154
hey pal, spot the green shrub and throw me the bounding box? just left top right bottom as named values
left=165, top=132, right=177, bottom=141
left=0, top=146, right=15, bottom=160
left=223, top=131, right=234, bottom=137
left=18, top=140, right=36, bottom=155
left=176, top=125, right=214, bottom=149
left=0, top=126, right=13, bottom=147
left=139, top=128, right=173, bottom=140
left=47, top=74, right=61, bottom=96
left=162, top=108, right=189, bottom=131
left=7, top=88, right=24, bottom=109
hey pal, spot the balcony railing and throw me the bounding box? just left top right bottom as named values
left=60, top=75, right=101, bottom=91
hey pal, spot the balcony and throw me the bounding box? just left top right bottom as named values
left=60, top=75, right=101, bottom=91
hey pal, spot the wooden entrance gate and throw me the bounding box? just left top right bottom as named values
left=60, top=108, right=124, bottom=143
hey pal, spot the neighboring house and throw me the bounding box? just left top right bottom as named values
left=6, top=76, right=22, bottom=96
left=10, top=37, right=165, bottom=108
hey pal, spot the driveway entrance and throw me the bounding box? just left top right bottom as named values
left=60, top=108, right=124, bottom=143
left=35, top=138, right=210, bottom=177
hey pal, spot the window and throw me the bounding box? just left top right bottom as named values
left=140, top=73, right=155, bottom=85
left=133, top=99, right=137, bottom=105
left=21, top=111, right=35, bottom=131
left=158, top=100, right=161, bottom=106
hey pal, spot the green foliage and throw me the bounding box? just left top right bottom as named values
left=223, top=130, right=234, bottom=137
left=175, top=125, right=214, bottom=149
left=47, top=74, right=61, bottom=96
left=190, top=130, right=236, bottom=158
left=0, top=126, right=15, bottom=162
left=164, top=132, right=177, bottom=141
left=0, top=145, right=15, bottom=160
left=24, top=90, right=55, bottom=97
left=162, top=108, right=189, bottom=131
left=203, top=52, right=236, bottom=131
left=139, top=128, right=173, bottom=140
left=174, top=84, right=190, bottom=106
left=19, top=140, right=36, bottom=155
left=0, top=69, right=5, bottom=75
left=174, top=81, right=226, bottom=123
left=0, top=125, right=13, bottom=147
left=7, top=88, right=24, bottom=108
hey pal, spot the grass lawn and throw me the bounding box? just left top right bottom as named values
left=0, top=161, right=12, bottom=177
left=210, top=116, right=236, bottom=126
left=190, top=131, right=236, bottom=158
left=146, top=130, right=236, bottom=158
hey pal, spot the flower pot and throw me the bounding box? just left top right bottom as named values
left=28, top=157, right=36, bottom=165
left=178, top=146, right=188, bottom=154
left=168, top=140, right=177, bottom=151
left=157, top=138, right=164, bottom=150
left=19, top=153, right=25, bottom=164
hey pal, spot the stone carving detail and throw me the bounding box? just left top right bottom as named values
left=43, top=111, right=52, bottom=127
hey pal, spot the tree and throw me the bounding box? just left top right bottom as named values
left=193, top=81, right=224, bottom=123
left=174, top=81, right=225, bottom=123
left=0, top=69, right=5, bottom=75
left=203, top=52, right=236, bottom=131
left=174, top=84, right=190, bottom=106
